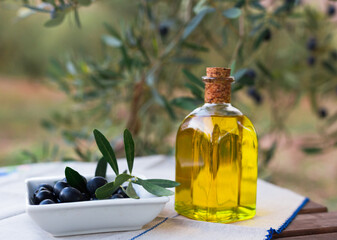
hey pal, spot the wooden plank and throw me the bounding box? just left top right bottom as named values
left=273, top=212, right=337, bottom=238
left=299, top=201, right=328, bottom=214
left=277, top=232, right=337, bottom=240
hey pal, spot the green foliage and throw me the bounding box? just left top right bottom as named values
left=65, top=166, right=87, bottom=193
left=93, top=129, right=178, bottom=199
left=123, top=129, right=135, bottom=174
left=95, top=157, right=107, bottom=178
left=94, top=129, right=119, bottom=175
left=16, top=0, right=337, bottom=166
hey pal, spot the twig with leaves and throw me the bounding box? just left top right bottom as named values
left=65, top=129, right=179, bottom=200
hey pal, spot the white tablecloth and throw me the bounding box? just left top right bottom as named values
left=0, top=155, right=308, bottom=240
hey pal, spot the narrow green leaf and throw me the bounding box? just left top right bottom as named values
left=95, top=157, right=107, bottom=178
left=301, top=147, right=323, bottom=154
left=185, top=83, right=203, bottom=99
left=95, top=173, right=132, bottom=199
left=171, top=97, right=202, bottom=111
left=123, top=129, right=135, bottom=174
left=230, top=60, right=236, bottom=74
left=101, top=35, right=122, bottom=48
left=233, top=68, right=248, bottom=81
left=93, top=129, right=119, bottom=175
left=65, top=167, right=87, bottom=193
left=135, top=178, right=174, bottom=196
left=103, top=22, right=121, bottom=39
left=78, top=0, right=91, bottom=6
left=182, top=7, right=215, bottom=40
left=256, top=61, right=274, bottom=79
left=264, top=142, right=277, bottom=165
left=23, top=5, right=51, bottom=13
left=249, top=23, right=264, bottom=36
left=145, top=179, right=180, bottom=188
left=151, top=89, right=176, bottom=120
left=125, top=182, right=139, bottom=199
left=223, top=8, right=242, bottom=19
left=74, top=8, right=81, bottom=28
left=181, top=42, right=209, bottom=52
left=171, top=57, right=203, bottom=65
left=322, top=60, right=336, bottom=75
left=182, top=69, right=204, bottom=88
left=44, top=12, right=65, bottom=27
left=250, top=2, right=265, bottom=11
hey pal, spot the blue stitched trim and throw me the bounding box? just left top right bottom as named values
left=264, top=197, right=310, bottom=240
left=130, top=217, right=169, bottom=240
left=0, top=167, right=16, bottom=177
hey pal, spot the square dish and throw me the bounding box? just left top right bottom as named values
left=26, top=175, right=169, bottom=237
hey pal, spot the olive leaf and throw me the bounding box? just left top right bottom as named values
left=125, top=181, right=139, bottom=199
left=182, top=7, right=215, bottom=40
left=93, top=129, right=119, bottom=175
left=65, top=167, right=87, bottom=193
left=182, top=69, right=204, bottom=88
left=123, top=129, right=135, bottom=174
left=223, top=7, right=242, bottom=19
left=134, top=178, right=174, bottom=196
left=95, top=173, right=132, bottom=199
left=145, top=179, right=180, bottom=188
left=95, top=157, right=107, bottom=178
left=44, top=12, right=66, bottom=28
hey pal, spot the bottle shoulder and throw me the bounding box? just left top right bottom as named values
left=178, top=104, right=256, bottom=137
left=187, top=103, right=243, bottom=118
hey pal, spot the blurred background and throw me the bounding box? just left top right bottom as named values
left=0, top=0, right=336, bottom=209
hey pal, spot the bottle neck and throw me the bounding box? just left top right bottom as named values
left=204, top=81, right=231, bottom=104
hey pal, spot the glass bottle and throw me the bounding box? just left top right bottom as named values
left=175, top=67, right=258, bottom=223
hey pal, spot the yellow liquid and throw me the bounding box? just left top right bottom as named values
left=175, top=114, right=258, bottom=223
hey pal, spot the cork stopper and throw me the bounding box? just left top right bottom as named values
left=203, top=67, right=234, bottom=104
left=206, top=67, right=231, bottom=78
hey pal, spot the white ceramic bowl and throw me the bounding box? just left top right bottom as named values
left=26, top=175, right=169, bottom=237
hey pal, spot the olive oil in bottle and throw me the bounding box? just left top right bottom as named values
left=175, top=67, right=258, bottom=223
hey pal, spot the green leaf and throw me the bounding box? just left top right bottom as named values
left=74, top=8, right=81, bottom=28
left=253, top=28, right=270, bottom=49
left=95, top=157, right=107, bottom=178
left=223, top=8, right=242, bottom=19
left=78, top=0, right=91, bottom=6
left=162, top=95, right=176, bottom=120
left=101, top=35, right=122, bottom=48
left=250, top=2, right=265, bottom=11
left=125, top=182, right=139, bottom=199
left=171, top=57, right=203, bottom=65
left=95, top=173, right=132, bottom=199
left=171, top=97, right=202, bottom=111
left=249, top=23, right=264, bottom=36
left=145, top=179, right=180, bottom=188
left=264, top=142, right=277, bottom=165
left=185, top=83, right=203, bottom=99
left=44, top=12, right=65, bottom=28
left=301, top=147, right=323, bottom=154
left=103, top=22, right=121, bottom=39
left=93, top=129, right=119, bottom=175
left=123, top=129, right=135, bottom=174
left=256, top=61, right=274, bottom=79
left=65, top=167, right=87, bottom=193
left=135, top=178, right=174, bottom=196
left=322, top=60, right=336, bottom=75
left=151, top=89, right=176, bottom=120
left=182, top=69, right=204, bottom=88
left=182, top=7, right=215, bottom=40
left=256, top=64, right=272, bottom=80
left=181, top=42, right=209, bottom=52
left=230, top=60, right=236, bottom=74
left=233, top=68, right=248, bottom=81
left=23, top=5, right=51, bottom=13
